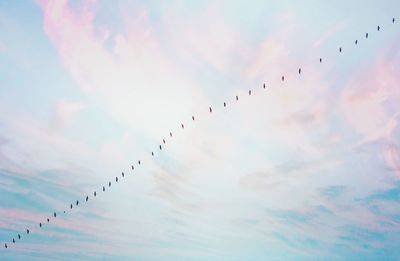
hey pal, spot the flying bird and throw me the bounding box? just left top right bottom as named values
left=159, top=145, right=162, bottom=150
left=94, top=191, right=97, bottom=196
left=339, top=47, right=342, bottom=52
left=26, top=229, right=29, bottom=234
left=263, top=83, right=266, bottom=89
left=76, top=200, right=79, bottom=205
left=355, top=40, right=358, bottom=45
left=70, top=204, right=73, bottom=209
left=4, top=243, right=7, bottom=249
left=131, top=165, right=134, bottom=170
left=163, top=139, right=166, bottom=144
left=116, top=177, right=118, bottom=182
left=393, top=18, right=395, bottom=23
left=236, top=95, right=239, bottom=101
left=209, top=107, right=212, bottom=113
left=366, top=32, right=369, bottom=38
left=223, top=102, right=226, bottom=107
left=249, top=90, right=251, bottom=95
left=18, top=234, right=20, bottom=240
left=377, top=25, right=380, bottom=31
left=319, top=58, right=322, bottom=63
left=47, top=218, right=50, bottom=222
left=108, top=181, right=111, bottom=187
left=282, top=75, right=285, bottom=81
left=299, top=68, right=301, bottom=74
left=103, top=186, right=105, bottom=192
left=54, top=212, right=56, bottom=218
left=169, top=132, right=172, bottom=137
left=122, top=172, right=125, bottom=177
left=12, top=239, right=15, bottom=244
left=138, top=160, right=141, bottom=165
left=152, top=151, right=154, bottom=156
left=181, top=124, right=184, bottom=129
left=86, top=196, right=89, bottom=201
left=39, top=222, right=42, bottom=227
left=192, top=116, right=195, bottom=121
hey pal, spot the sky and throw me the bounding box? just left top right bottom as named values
left=0, top=0, right=400, bottom=260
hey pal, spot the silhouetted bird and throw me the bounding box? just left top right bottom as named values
left=39, top=223, right=42, bottom=227
left=122, top=172, right=125, bottom=177
left=263, top=83, right=266, bottom=89
left=12, top=239, right=15, bottom=244
left=163, top=139, right=166, bottom=144
left=236, top=95, right=239, bottom=101
left=94, top=191, right=97, bottom=196
left=339, top=47, right=342, bottom=52
left=26, top=229, right=29, bottom=234
left=70, top=204, right=73, bottom=209
left=116, top=177, right=118, bottom=182
left=47, top=218, right=50, bottom=222
left=319, top=58, right=322, bottom=63
left=76, top=200, right=79, bottom=206
left=299, top=68, right=301, bottom=74
left=152, top=151, right=154, bottom=156
left=355, top=40, right=358, bottom=45
left=159, top=145, right=162, bottom=150
left=138, top=160, right=141, bottom=165
left=18, top=234, right=20, bottom=240
left=209, top=107, right=212, bottom=113
left=282, top=76, right=285, bottom=81
left=181, top=124, right=184, bottom=129
left=249, top=90, right=251, bottom=95
left=192, top=116, right=195, bottom=121
left=103, top=186, right=105, bottom=192
left=393, top=18, right=395, bottom=23
left=366, top=32, right=369, bottom=38
left=54, top=212, right=56, bottom=218
left=131, top=165, right=134, bottom=170
left=108, top=181, right=111, bottom=187
left=169, top=132, right=172, bottom=137
left=86, top=196, right=89, bottom=201
left=377, top=25, right=380, bottom=31
left=4, top=243, right=7, bottom=249
left=223, top=102, right=226, bottom=107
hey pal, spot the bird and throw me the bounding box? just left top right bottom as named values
left=76, top=200, right=79, bottom=205
left=263, top=83, right=266, bottom=89
left=236, top=95, right=239, bottom=101
left=12, top=239, right=15, bottom=244
left=223, top=102, right=226, bottom=107
left=122, top=172, right=125, bottom=177
left=355, top=40, right=358, bottom=45
left=138, top=160, right=141, bottom=165
left=163, top=139, right=166, bottom=144
left=249, top=90, right=251, bottom=95
left=18, top=234, right=20, bottom=240
left=116, top=177, right=118, bottom=182
left=108, top=181, right=111, bottom=187
left=4, top=243, right=7, bottom=249
left=282, top=75, right=285, bottom=81
left=70, top=204, right=73, bottom=209
left=393, top=18, right=395, bottom=23
left=339, top=47, right=342, bottom=52
left=103, top=186, right=105, bottom=192
left=131, top=165, right=134, bottom=170
left=299, top=68, right=301, bottom=74
left=39, top=222, right=42, bottom=227
left=159, top=145, right=162, bottom=150
left=192, top=116, right=195, bottom=121
left=86, top=196, right=89, bottom=201
left=54, top=212, right=56, bottom=218
left=377, top=25, right=380, bottom=31
left=26, top=229, right=29, bottom=234
left=63, top=211, right=65, bottom=213
left=169, top=132, right=172, bottom=137
left=209, top=107, right=212, bottom=113
left=366, top=32, right=369, bottom=38
left=319, top=58, right=322, bottom=63
left=47, top=218, right=50, bottom=222
left=152, top=151, right=154, bottom=156
left=94, top=191, right=97, bottom=196
left=181, top=124, right=184, bottom=129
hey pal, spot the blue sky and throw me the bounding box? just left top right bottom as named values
left=1, top=0, right=400, bottom=260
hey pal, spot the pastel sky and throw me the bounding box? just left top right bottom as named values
left=1, top=0, right=400, bottom=260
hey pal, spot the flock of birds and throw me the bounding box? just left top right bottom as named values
left=3, top=17, right=398, bottom=250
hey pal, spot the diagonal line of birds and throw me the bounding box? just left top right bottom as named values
left=3, top=17, right=398, bottom=250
